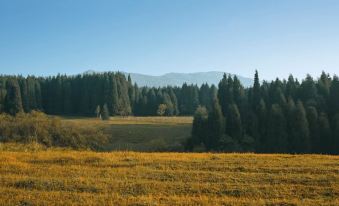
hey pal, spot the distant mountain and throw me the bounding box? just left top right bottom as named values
left=124, top=71, right=253, bottom=87
left=83, top=70, right=253, bottom=87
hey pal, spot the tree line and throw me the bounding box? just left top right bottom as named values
left=0, top=72, right=216, bottom=117
left=0, top=71, right=338, bottom=154
left=188, top=71, right=339, bottom=154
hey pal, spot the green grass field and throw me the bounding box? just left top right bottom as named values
left=62, top=116, right=193, bottom=151
left=0, top=145, right=338, bottom=206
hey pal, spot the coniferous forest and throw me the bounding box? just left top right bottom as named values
left=0, top=71, right=338, bottom=154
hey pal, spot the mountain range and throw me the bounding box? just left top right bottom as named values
left=83, top=70, right=253, bottom=88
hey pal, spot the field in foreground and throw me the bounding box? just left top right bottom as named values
left=0, top=147, right=338, bottom=205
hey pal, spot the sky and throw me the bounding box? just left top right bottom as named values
left=0, top=0, right=339, bottom=80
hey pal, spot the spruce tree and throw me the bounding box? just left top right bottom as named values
left=266, top=104, right=288, bottom=153
left=206, top=98, right=224, bottom=151
left=226, top=103, right=243, bottom=141
left=306, top=106, right=319, bottom=153
left=19, top=78, right=30, bottom=112
left=101, top=104, right=110, bottom=120
left=252, top=70, right=261, bottom=107
left=111, top=77, right=119, bottom=115
left=329, top=76, right=339, bottom=115
left=318, top=113, right=332, bottom=154
left=332, top=114, right=339, bottom=154
left=189, top=106, right=208, bottom=150
left=290, top=101, right=311, bottom=153
left=5, top=79, right=23, bottom=115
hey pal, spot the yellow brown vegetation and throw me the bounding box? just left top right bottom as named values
left=0, top=145, right=338, bottom=205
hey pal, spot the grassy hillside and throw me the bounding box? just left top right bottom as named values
left=62, top=116, right=193, bottom=151
left=0, top=146, right=338, bottom=205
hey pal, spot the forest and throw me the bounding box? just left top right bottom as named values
left=0, top=72, right=212, bottom=117
left=189, top=71, right=339, bottom=154
left=0, top=71, right=338, bottom=154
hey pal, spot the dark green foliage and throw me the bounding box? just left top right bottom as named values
left=306, top=106, right=319, bottom=153
left=333, top=114, right=339, bottom=154
left=318, top=113, right=332, bottom=154
left=289, top=101, right=311, bottom=153
left=252, top=70, right=261, bottom=107
left=101, top=104, right=110, bottom=120
left=266, top=104, right=288, bottom=153
left=226, top=103, right=243, bottom=141
left=329, top=76, right=339, bottom=116
left=205, top=99, right=224, bottom=151
left=5, top=79, right=23, bottom=115
left=186, top=106, right=208, bottom=151
left=191, top=71, right=337, bottom=154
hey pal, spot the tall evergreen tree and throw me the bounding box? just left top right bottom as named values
left=306, top=106, right=319, bottom=153
left=189, top=106, right=209, bottom=150
left=290, top=101, right=311, bottom=153
left=252, top=70, right=261, bottom=107
left=226, top=103, right=243, bottom=141
left=318, top=113, right=332, bottom=154
left=332, top=114, right=339, bottom=154
left=101, top=104, right=110, bottom=120
left=5, top=79, right=23, bottom=115
left=206, top=98, right=224, bottom=150
left=266, top=104, right=288, bottom=153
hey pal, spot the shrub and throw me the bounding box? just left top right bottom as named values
left=0, top=111, right=108, bottom=150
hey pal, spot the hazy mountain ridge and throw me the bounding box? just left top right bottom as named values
left=84, top=70, right=253, bottom=87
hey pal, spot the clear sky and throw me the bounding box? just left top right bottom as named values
left=0, top=0, right=339, bottom=80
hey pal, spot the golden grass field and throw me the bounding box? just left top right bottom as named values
left=62, top=116, right=193, bottom=151
left=0, top=144, right=338, bottom=206
left=0, top=117, right=338, bottom=205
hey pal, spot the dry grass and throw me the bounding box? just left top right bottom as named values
left=61, top=116, right=193, bottom=151
left=0, top=144, right=338, bottom=206
left=62, top=116, right=193, bottom=126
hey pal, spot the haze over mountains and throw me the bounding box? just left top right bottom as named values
left=84, top=70, right=253, bottom=87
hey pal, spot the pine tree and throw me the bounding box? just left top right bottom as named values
left=252, top=70, right=261, bottom=107
left=111, top=77, right=119, bottom=115
left=19, top=78, right=30, bottom=112
left=318, top=113, right=332, bottom=154
left=226, top=103, right=243, bottom=141
left=290, top=101, right=311, bottom=153
left=206, top=98, right=224, bottom=150
left=306, top=106, right=319, bottom=153
left=257, top=99, right=267, bottom=152
left=286, top=75, right=297, bottom=100
left=5, top=79, right=23, bottom=115
left=332, top=114, right=339, bottom=154
left=300, top=75, right=318, bottom=107
left=266, top=104, right=288, bottom=153
left=0, top=78, right=6, bottom=113
left=329, top=76, right=339, bottom=115
left=168, top=88, right=179, bottom=115
left=191, top=106, right=208, bottom=148
left=101, top=104, right=110, bottom=120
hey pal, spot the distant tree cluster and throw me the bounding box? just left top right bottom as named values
left=0, top=73, right=216, bottom=117
left=189, top=71, right=339, bottom=154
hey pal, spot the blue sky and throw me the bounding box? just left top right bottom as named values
left=0, top=0, right=339, bottom=80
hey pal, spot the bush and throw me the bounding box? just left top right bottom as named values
left=0, top=111, right=108, bottom=150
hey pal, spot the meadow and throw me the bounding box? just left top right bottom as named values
left=61, top=116, right=193, bottom=151
left=0, top=116, right=338, bottom=205
left=0, top=145, right=338, bottom=206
